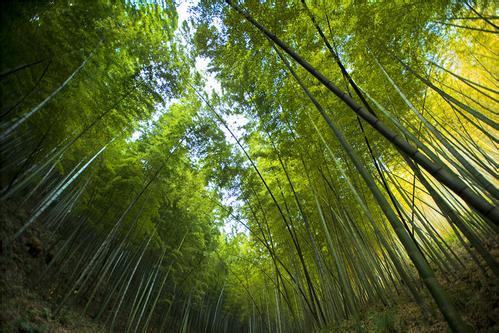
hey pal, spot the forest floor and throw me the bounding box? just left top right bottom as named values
left=1, top=199, right=498, bottom=333
left=327, top=235, right=499, bottom=333
left=0, top=201, right=104, bottom=333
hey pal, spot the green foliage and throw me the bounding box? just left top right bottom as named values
left=1, top=0, right=497, bottom=331
left=372, top=309, right=397, bottom=333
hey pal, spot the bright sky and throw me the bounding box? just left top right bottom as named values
left=132, top=0, right=247, bottom=142
left=128, top=1, right=249, bottom=236
left=177, top=1, right=249, bottom=236
left=178, top=0, right=222, bottom=95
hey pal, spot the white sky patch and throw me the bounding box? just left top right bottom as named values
left=176, top=0, right=192, bottom=26
left=195, top=56, right=222, bottom=95
left=219, top=187, right=248, bottom=236
left=222, top=113, right=249, bottom=145
left=130, top=130, right=141, bottom=141
left=127, top=99, right=178, bottom=142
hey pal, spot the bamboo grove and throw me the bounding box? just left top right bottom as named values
left=0, top=0, right=497, bottom=332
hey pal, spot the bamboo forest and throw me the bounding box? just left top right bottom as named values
left=0, top=0, right=498, bottom=332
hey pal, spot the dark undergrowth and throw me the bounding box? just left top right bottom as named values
left=0, top=200, right=104, bottom=333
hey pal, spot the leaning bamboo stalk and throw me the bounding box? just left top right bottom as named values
left=225, top=0, right=498, bottom=226
left=1, top=49, right=96, bottom=140
left=375, top=57, right=498, bottom=200
left=276, top=46, right=469, bottom=331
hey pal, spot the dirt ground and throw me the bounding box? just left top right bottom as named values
left=0, top=200, right=104, bottom=333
